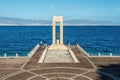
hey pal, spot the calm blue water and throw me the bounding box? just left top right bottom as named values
left=0, top=26, right=120, bottom=56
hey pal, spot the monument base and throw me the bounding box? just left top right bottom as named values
left=48, top=44, right=67, bottom=50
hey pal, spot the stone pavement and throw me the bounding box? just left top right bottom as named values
left=0, top=46, right=120, bottom=80
left=44, top=50, right=73, bottom=63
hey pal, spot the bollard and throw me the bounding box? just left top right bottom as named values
left=16, top=53, right=18, bottom=58
left=68, top=43, right=70, bottom=46
left=28, top=53, right=30, bottom=57
left=98, top=53, right=101, bottom=57
left=4, top=53, right=7, bottom=58
left=110, top=53, right=112, bottom=57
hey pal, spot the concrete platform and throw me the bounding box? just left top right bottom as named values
left=44, top=50, right=74, bottom=63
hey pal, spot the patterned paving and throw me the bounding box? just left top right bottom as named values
left=0, top=46, right=120, bottom=80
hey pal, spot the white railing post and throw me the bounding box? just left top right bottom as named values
left=16, top=53, right=18, bottom=58
left=4, top=53, right=7, bottom=58
left=68, top=43, right=70, bottom=46
left=98, top=53, right=101, bottom=57
left=110, top=52, right=112, bottom=57
left=28, top=53, right=30, bottom=57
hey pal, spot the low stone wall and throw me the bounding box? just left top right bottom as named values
left=0, top=44, right=40, bottom=58
left=76, top=44, right=120, bottom=57
left=28, top=44, right=40, bottom=58
left=68, top=48, right=79, bottom=63
left=0, top=53, right=28, bottom=58
left=38, top=47, right=48, bottom=63
left=89, top=55, right=120, bottom=57
left=76, top=44, right=89, bottom=56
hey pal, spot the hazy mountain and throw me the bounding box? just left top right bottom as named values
left=0, top=16, right=119, bottom=26
left=0, top=16, right=51, bottom=25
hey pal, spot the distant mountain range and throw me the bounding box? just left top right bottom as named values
left=0, top=16, right=120, bottom=26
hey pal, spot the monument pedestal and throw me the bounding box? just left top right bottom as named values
left=48, top=44, right=67, bottom=50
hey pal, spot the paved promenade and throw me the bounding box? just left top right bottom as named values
left=0, top=46, right=120, bottom=80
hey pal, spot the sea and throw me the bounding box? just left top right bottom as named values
left=0, top=26, right=120, bottom=56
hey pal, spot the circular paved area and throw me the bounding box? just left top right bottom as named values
left=1, top=67, right=119, bottom=80
left=46, top=78, right=73, bottom=80
left=1, top=46, right=120, bottom=80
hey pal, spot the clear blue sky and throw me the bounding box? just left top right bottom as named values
left=0, top=0, right=120, bottom=21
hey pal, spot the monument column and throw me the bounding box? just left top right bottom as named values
left=60, top=21, right=63, bottom=45
left=52, top=22, right=56, bottom=45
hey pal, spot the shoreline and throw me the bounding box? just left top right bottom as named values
left=0, top=24, right=120, bottom=26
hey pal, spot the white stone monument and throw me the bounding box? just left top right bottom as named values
left=49, top=16, right=67, bottom=50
